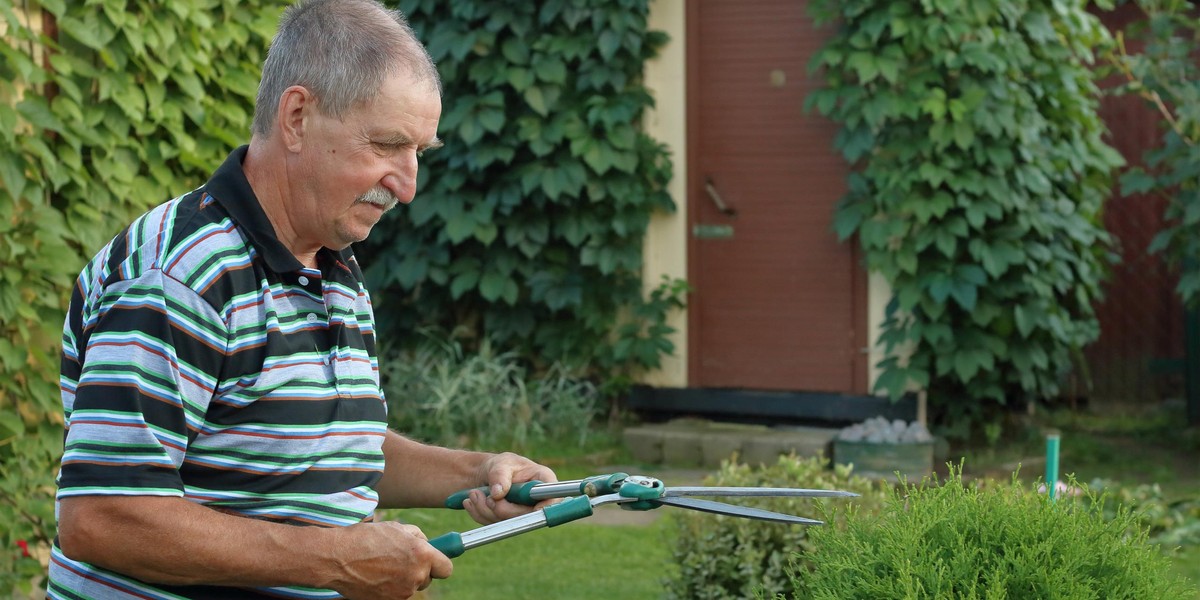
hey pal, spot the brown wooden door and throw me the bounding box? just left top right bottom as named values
left=686, top=0, right=867, bottom=393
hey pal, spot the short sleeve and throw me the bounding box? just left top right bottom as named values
left=57, top=269, right=228, bottom=499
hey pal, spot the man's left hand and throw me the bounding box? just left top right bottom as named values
left=461, top=452, right=557, bottom=524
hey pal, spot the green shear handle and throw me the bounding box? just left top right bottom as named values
left=444, top=473, right=629, bottom=509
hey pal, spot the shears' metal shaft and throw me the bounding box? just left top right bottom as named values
left=430, top=493, right=629, bottom=558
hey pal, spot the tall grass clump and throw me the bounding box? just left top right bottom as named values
left=783, top=466, right=1196, bottom=599
left=379, top=334, right=600, bottom=453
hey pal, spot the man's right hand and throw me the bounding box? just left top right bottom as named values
left=324, top=521, right=454, bottom=600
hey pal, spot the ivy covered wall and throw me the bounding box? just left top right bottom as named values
left=0, top=0, right=678, bottom=589
left=360, top=0, right=682, bottom=385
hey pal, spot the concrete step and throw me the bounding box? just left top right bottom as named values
left=623, top=418, right=839, bottom=469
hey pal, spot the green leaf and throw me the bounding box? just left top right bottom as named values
left=501, top=37, right=530, bottom=64
left=950, top=281, right=977, bottom=311
left=445, top=213, right=476, bottom=243
left=507, top=66, right=535, bottom=91
left=1014, top=304, right=1035, bottom=337
left=847, top=51, right=879, bottom=82
left=952, top=121, right=974, bottom=149
left=478, top=107, right=505, bottom=134
left=16, top=97, right=65, bottom=133
left=953, top=350, right=983, bottom=381
left=451, top=270, right=480, bottom=300
left=479, top=272, right=508, bottom=301
left=598, top=29, right=622, bottom=61
left=0, top=407, right=24, bottom=437
left=833, top=201, right=869, bottom=241
left=533, top=55, right=567, bottom=84
left=1119, top=169, right=1157, bottom=196
left=0, top=155, right=26, bottom=201
left=928, top=273, right=953, bottom=304
left=524, top=85, right=549, bottom=116
left=582, top=141, right=614, bottom=174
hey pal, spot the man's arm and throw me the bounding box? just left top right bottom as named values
left=57, top=494, right=452, bottom=599
left=374, top=430, right=557, bottom=522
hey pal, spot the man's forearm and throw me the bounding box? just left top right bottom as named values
left=57, top=495, right=341, bottom=589
left=374, top=430, right=493, bottom=509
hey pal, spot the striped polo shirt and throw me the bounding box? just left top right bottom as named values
left=49, top=146, right=388, bottom=600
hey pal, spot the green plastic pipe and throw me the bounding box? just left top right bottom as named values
left=1045, top=431, right=1060, bottom=502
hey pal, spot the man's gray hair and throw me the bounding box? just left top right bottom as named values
left=251, top=0, right=441, bottom=137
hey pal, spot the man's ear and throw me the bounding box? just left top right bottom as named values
left=277, top=85, right=314, bottom=153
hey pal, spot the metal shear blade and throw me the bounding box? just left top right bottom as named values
left=651, top=496, right=824, bottom=525
left=662, top=486, right=859, bottom=499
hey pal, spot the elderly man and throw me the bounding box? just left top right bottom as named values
left=48, top=1, right=555, bottom=598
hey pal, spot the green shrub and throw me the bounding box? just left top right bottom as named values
left=379, top=333, right=600, bottom=453
left=664, top=455, right=889, bottom=600
left=787, top=468, right=1196, bottom=600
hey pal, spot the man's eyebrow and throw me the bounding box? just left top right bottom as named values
left=373, top=134, right=443, bottom=151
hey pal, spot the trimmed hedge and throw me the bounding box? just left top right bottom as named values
left=788, top=469, right=1196, bottom=599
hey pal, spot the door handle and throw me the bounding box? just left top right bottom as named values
left=704, top=177, right=737, bottom=216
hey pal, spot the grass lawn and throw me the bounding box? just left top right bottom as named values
left=381, top=432, right=679, bottom=599
left=1172, top=546, right=1200, bottom=591
left=392, top=506, right=677, bottom=599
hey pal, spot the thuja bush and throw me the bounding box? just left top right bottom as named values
left=379, top=333, right=601, bottom=453
left=360, top=1, right=680, bottom=385
left=785, top=469, right=1196, bottom=600
left=664, top=455, right=889, bottom=600
left=1, top=1, right=285, bottom=593
left=807, top=0, right=1124, bottom=434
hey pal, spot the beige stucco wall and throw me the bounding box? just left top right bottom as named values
left=639, top=0, right=689, bottom=388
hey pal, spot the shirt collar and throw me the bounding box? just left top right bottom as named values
left=204, top=145, right=354, bottom=274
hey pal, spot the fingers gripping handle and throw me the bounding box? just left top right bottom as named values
left=428, top=532, right=465, bottom=558
left=444, top=481, right=542, bottom=509
left=444, top=473, right=629, bottom=510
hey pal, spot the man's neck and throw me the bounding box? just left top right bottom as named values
left=243, top=139, right=320, bottom=269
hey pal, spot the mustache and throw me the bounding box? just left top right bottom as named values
left=355, top=187, right=400, bottom=211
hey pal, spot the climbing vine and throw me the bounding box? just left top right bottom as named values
left=1111, top=0, right=1200, bottom=307
left=0, top=0, right=285, bottom=590
left=359, top=0, right=680, bottom=384
left=807, top=0, right=1123, bottom=434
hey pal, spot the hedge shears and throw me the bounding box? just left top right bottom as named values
left=429, top=472, right=857, bottom=558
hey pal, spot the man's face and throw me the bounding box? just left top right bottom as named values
left=291, top=72, right=442, bottom=251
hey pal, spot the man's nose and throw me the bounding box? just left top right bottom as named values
left=381, top=151, right=419, bottom=204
